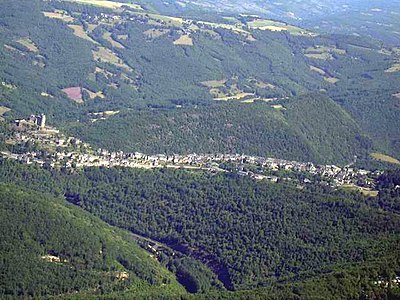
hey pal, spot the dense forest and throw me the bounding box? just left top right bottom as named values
left=0, top=183, right=186, bottom=298
left=0, top=159, right=399, bottom=298
left=67, top=94, right=372, bottom=164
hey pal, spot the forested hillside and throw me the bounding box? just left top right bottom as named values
left=0, top=159, right=399, bottom=297
left=0, top=183, right=187, bottom=298
left=67, top=94, right=371, bottom=164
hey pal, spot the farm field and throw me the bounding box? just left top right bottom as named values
left=0, top=106, right=10, bottom=121
left=371, top=152, right=400, bottom=165
left=43, top=11, right=74, bottom=22
left=62, top=87, right=83, bottom=103
left=173, top=35, right=193, bottom=45
left=92, top=47, right=133, bottom=71
left=143, top=28, right=170, bottom=39
left=17, top=38, right=39, bottom=52
left=68, top=24, right=98, bottom=44
left=63, top=0, right=143, bottom=10
left=103, top=31, right=125, bottom=48
left=246, top=19, right=312, bottom=35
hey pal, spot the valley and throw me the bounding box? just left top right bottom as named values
left=0, top=0, right=399, bottom=298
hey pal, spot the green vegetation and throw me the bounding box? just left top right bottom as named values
left=68, top=94, right=371, bottom=164
left=0, top=0, right=399, bottom=163
left=0, top=159, right=399, bottom=296
left=0, top=183, right=186, bottom=298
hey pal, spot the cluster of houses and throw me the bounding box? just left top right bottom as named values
left=2, top=117, right=380, bottom=190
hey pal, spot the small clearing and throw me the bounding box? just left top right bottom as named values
left=43, top=11, right=74, bottom=22
left=310, top=65, right=326, bottom=75
left=41, top=92, right=54, bottom=98
left=304, top=46, right=346, bottom=60
left=0, top=106, right=10, bottom=121
left=92, top=47, right=133, bottom=72
left=117, top=34, right=128, bottom=40
left=143, top=28, right=169, bottom=39
left=17, top=38, right=39, bottom=52
left=271, top=104, right=286, bottom=110
left=173, top=35, right=193, bottom=46
left=1, top=81, right=16, bottom=90
left=41, top=255, right=65, bottom=263
left=247, top=19, right=312, bottom=36
left=341, top=185, right=379, bottom=197
left=324, top=77, right=339, bottom=84
left=371, top=152, right=400, bottom=165
left=83, top=88, right=105, bottom=99
left=201, top=79, right=227, bottom=88
left=214, top=92, right=254, bottom=101
left=385, top=62, right=400, bottom=73
left=392, top=92, right=400, bottom=99
left=4, top=44, right=26, bottom=56
left=68, top=24, right=98, bottom=44
left=62, top=87, right=83, bottom=103
left=103, top=32, right=125, bottom=48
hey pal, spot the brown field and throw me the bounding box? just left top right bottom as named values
left=103, top=32, right=125, bottom=48
left=201, top=79, right=227, bottom=88
left=371, top=152, right=400, bottom=165
left=173, top=35, right=193, bottom=46
left=17, top=38, right=39, bottom=52
left=62, top=87, right=83, bottom=103
left=68, top=24, right=98, bottom=44
left=43, top=11, right=74, bottom=22
left=143, top=28, right=169, bottom=39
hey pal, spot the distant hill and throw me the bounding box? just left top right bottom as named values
left=0, top=183, right=186, bottom=298
left=0, top=0, right=399, bottom=162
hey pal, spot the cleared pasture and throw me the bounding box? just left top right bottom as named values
left=103, top=32, right=125, bottom=48
left=63, top=0, right=142, bottom=10
left=43, top=11, right=74, bottom=22
left=173, top=35, right=193, bottom=46
left=68, top=24, right=98, bottom=44
left=371, top=152, right=400, bottom=165
left=17, top=38, right=39, bottom=52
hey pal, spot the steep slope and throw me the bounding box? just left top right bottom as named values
left=0, top=183, right=186, bottom=298
left=285, top=93, right=372, bottom=163
left=68, top=94, right=371, bottom=164
left=0, top=161, right=399, bottom=294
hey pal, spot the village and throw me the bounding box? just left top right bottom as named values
left=1, top=114, right=380, bottom=192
